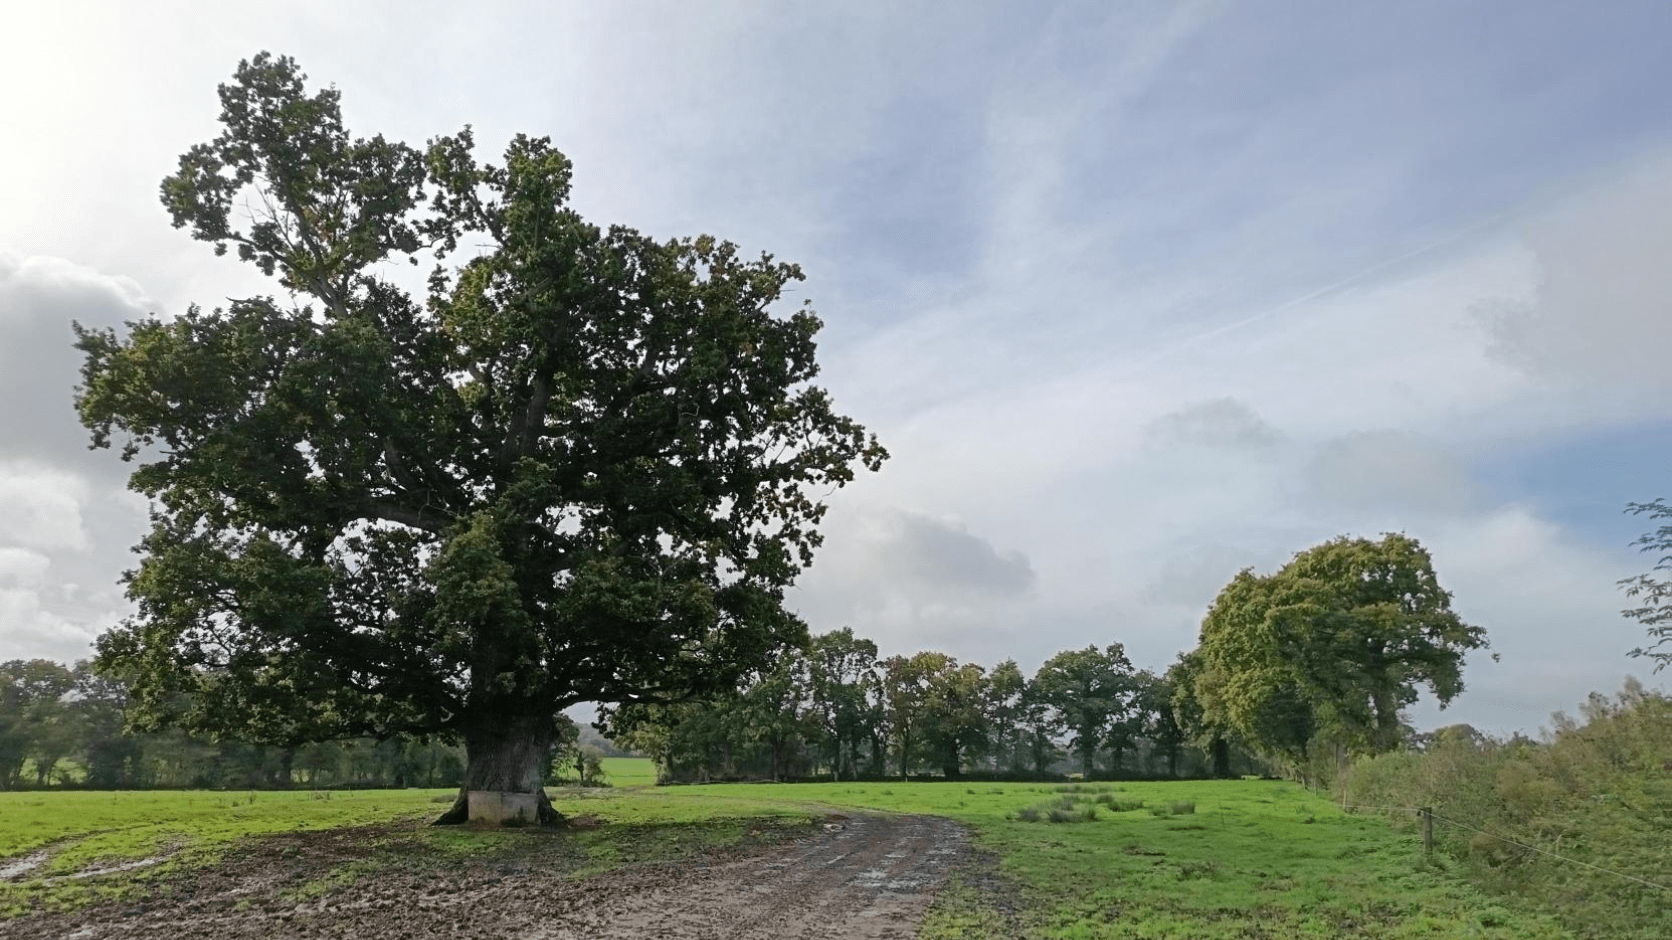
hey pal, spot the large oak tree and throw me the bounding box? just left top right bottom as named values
left=1193, top=533, right=1487, bottom=765
left=74, top=54, right=884, bottom=822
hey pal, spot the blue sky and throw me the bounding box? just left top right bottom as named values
left=3, top=0, right=1672, bottom=736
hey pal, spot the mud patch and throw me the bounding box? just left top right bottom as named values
left=1, top=853, right=48, bottom=881
left=45, top=853, right=178, bottom=884
left=1, top=814, right=967, bottom=940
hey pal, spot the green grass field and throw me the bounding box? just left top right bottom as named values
left=0, top=777, right=1574, bottom=938
left=599, top=756, right=659, bottom=786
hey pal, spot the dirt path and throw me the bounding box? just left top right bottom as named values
left=5, top=814, right=968, bottom=940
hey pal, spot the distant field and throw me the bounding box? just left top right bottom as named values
left=598, top=756, right=657, bottom=786
left=0, top=789, right=447, bottom=872
left=1, top=779, right=1572, bottom=937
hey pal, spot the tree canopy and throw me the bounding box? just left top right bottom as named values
left=1030, top=644, right=1135, bottom=776
left=1193, top=533, right=1487, bottom=768
left=73, top=53, right=885, bottom=822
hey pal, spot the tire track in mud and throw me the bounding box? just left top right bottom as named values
left=4, top=814, right=968, bottom=940
left=528, top=814, right=967, bottom=940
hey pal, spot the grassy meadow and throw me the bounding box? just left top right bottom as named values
left=1, top=772, right=1575, bottom=938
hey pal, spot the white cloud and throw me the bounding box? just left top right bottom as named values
left=0, top=466, right=91, bottom=553
left=0, top=548, right=51, bottom=588
left=0, top=587, right=107, bottom=663
left=0, top=250, right=152, bottom=472
left=1308, top=430, right=1477, bottom=515
left=1476, top=154, right=1672, bottom=392
left=1403, top=506, right=1648, bottom=735
left=792, top=507, right=1037, bottom=655
left=1146, top=398, right=1284, bottom=450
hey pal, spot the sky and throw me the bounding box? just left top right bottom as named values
left=3, top=0, right=1672, bottom=737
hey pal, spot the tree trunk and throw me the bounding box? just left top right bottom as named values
left=1210, top=735, right=1232, bottom=778
left=1370, top=685, right=1401, bottom=753
left=433, top=712, right=563, bottom=826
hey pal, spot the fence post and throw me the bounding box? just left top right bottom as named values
left=1420, top=807, right=1433, bottom=856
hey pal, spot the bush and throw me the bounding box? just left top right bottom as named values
left=1097, top=794, right=1145, bottom=811
left=1017, top=796, right=1101, bottom=823
left=1340, top=681, right=1672, bottom=940
left=1047, top=806, right=1098, bottom=823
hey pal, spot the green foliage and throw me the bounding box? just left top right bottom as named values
left=0, top=660, right=76, bottom=789
left=805, top=628, right=880, bottom=781
left=74, top=53, right=884, bottom=789
left=1619, top=499, right=1672, bottom=670
left=1030, top=644, right=1137, bottom=776
left=1344, top=681, right=1672, bottom=940
left=984, top=659, right=1028, bottom=771
left=920, top=660, right=991, bottom=777
left=1195, top=533, right=1488, bottom=775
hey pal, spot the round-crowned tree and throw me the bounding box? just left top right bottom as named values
left=73, top=53, right=886, bottom=824
left=1193, top=533, right=1488, bottom=767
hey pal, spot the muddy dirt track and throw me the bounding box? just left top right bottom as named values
left=5, top=813, right=969, bottom=940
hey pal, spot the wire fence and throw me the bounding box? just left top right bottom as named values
left=1340, top=801, right=1668, bottom=891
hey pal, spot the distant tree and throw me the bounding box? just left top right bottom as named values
left=1019, top=677, right=1063, bottom=775
left=1032, top=645, right=1136, bottom=777
left=1132, top=669, right=1185, bottom=777
left=738, top=653, right=812, bottom=781
left=74, top=54, right=883, bottom=823
left=73, top=664, right=147, bottom=788
left=544, top=714, right=581, bottom=784
left=879, top=652, right=952, bottom=778
left=0, top=660, right=76, bottom=790
left=1619, top=499, right=1672, bottom=671
left=920, top=661, right=989, bottom=778
left=1169, top=651, right=1233, bottom=778
left=806, top=628, right=878, bottom=780
left=985, top=659, right=1027, bottom=772
left=1196, top=534, right=1487, bottom=764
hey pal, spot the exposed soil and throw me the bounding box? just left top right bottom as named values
left=3, top=813, right=968, bottom=940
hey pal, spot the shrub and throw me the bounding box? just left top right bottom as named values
left=1340, top=681, right=1672, bottom=940
left=1098, top=795, right=1145, bottom=811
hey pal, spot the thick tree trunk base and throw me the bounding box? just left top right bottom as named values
left=433, top=712, right=565, bottom=826
left=431, top=786, right=565, bottom=827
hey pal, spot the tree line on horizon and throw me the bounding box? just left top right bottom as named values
left=606, top=531, right=1492, bottom=786
left=0, top=657, right=626, bottom=791
left=606, top=631, right=1251, bottom=784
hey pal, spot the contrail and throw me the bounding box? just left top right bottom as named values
left=1130, top=213, right=1508, bottom=369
